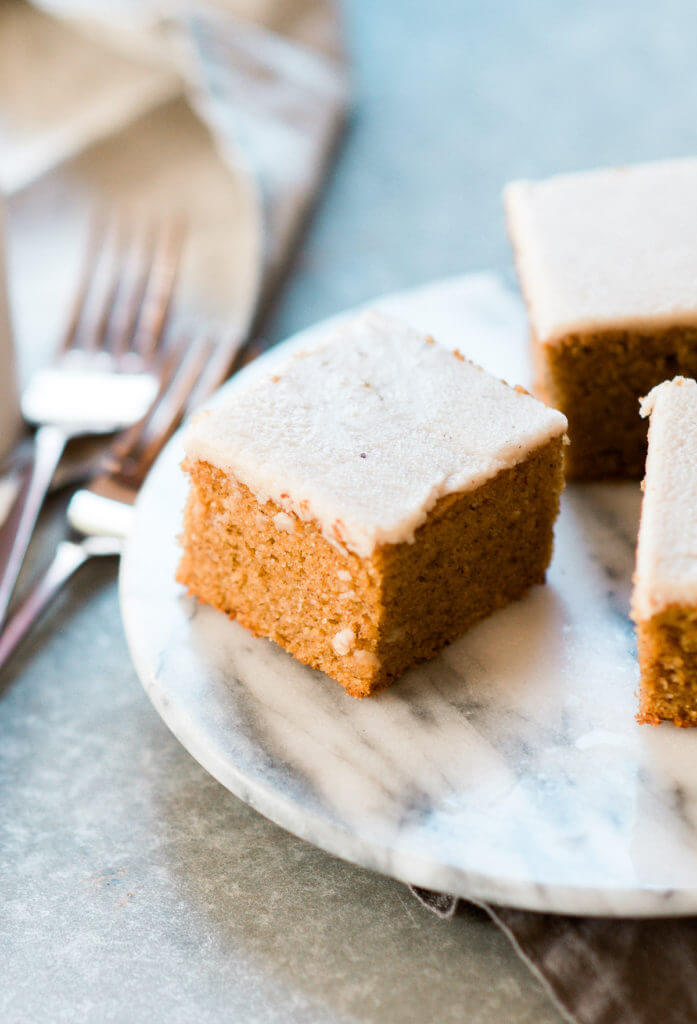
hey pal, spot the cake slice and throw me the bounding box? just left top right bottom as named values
left=177, top=310, right=568, bottom=697
left=632, top=377, right=697, bottom=726
left=504, top=158, right=697, bottom=479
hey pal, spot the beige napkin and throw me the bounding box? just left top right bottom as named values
left=4, top=0, right=349, bottom=383
left=0, top=0, right=347, bottom=516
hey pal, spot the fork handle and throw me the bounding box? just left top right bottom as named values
left=0, top=539, right=89, bottom=671
left=0, top=424, right=69, bottom=629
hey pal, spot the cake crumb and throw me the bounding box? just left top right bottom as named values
left=331, top=628, right=355, bottom=656
left=273, top=511, right=296, bottom=533
left=353, top=649, right=380, bottom=670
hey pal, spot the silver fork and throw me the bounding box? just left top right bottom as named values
left=0, top=325, right=244, bottom=670
left=0, top=215, right=183, bottom=628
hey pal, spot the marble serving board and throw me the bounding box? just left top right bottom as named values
left=120, top=273, right=697, bottom=917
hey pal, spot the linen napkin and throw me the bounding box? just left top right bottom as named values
left=412, top=885, right=697, bottom=1024
left=4, top=0, right=348, bottom=369
left=1, top=0, right=348, bottom=488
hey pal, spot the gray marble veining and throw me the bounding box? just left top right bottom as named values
left=121, top=275, right=697, bottom=918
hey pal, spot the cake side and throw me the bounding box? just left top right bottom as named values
left=373, top=434, right=565, bottom=683
left=177, top=434, right=565, bottom=697
left=636, top=607, right=697, bottom=726
left=176, top=458, right=385, bottom=698
left=537, top=326, right=697, bottom=478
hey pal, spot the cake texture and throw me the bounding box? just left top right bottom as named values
left=504, top=158, right=697, bottom=479
left=632, top=377, right=697, bottom=726
left=177, top=310, right=568, bottom=696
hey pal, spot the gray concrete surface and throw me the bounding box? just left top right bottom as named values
left=6, top=1, right=697, bottom=1021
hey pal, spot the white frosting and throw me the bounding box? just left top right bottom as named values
left=185, top=310, right=567, bottom=557
left=504, top=158, right=697, bottom=345
left=633, top=377, right=697, bottom=619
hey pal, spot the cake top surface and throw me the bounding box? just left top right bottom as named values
left=633, top=376, right=697, bottom=619
left=184, top=310, right=567, bottom=558
left=504, top=158, right=697, bottom=345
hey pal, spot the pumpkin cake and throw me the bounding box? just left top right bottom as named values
left=177, top=310, right=568, bottom=697
left=504, top=158, right=697, bottom=479
left=632, top=377, right=697, bottom=726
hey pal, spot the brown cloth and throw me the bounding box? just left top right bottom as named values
left=411, top=886, right=697, bottom=1024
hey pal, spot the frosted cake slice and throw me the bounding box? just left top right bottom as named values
left=177, top=310, right=568, bottom=697
left=505, top=158, right=697, bottom=479
left=632, top=377, right=697, bottom=725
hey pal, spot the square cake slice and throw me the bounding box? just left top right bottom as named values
left=632, top=377, right=697, bottom=726
left=177, top=310, right=568, bottom=697
left=504, top=158, right=697, bottom=479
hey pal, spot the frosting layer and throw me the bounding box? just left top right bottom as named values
left=505, top=158, right=697, bottom=345
left=634, top=377, right=697, bottom=619
left=185, top=310, right=568, bottom=557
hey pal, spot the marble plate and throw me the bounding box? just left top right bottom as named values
left=120, top=273, right=697, bottom=917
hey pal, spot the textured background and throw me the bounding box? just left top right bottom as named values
left=5, top=2, right=697, bottom=1021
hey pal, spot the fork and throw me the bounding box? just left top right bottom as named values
left=0, top=325, right=243, bottom=671
left=0, top=215, right=183, bottom=629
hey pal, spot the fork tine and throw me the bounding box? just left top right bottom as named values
left=136, top=331, right=212, bottom=462
left=107, top=330, right=212, bottom=486
left=86, top=216, right=131, bottom=353
left=183, top=328, right=246, bottom=414
left=102, top=334, right=189, bottom=473
left=59, top=209, right=107, bottom=353
left=132, top=218, right=186, bottom=364
left=107, top=218, right=158, bottom=359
